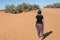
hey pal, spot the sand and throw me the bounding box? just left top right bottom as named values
left=0, top=8, right=60, bottom=40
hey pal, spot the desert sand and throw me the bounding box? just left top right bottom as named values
left=0, top=8, right=60, bottom=40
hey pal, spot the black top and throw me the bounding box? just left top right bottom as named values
left=36, top=15, right=43, bottom=24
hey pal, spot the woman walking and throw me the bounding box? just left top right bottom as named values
left=36, top=10, right=44, bottom=38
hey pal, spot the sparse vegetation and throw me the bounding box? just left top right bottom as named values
left=5, top=3, right=40, bottom=14
left=44, top=3, right=60, bottom=8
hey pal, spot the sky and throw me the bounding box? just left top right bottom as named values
left=0, top=0, right=60, bottom=10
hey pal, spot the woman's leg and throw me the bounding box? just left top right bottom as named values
left=40, top=24, right=44, bottom=37
left=36, top=23, right=41, bottom=37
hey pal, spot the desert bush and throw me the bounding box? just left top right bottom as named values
left=5, top=3, right=40, bottom=14
left=5, top=4, right=16, bottom=13
left=5, top=5, right=11, bottom=13
left=16, top=5, right=23, bottom=13
left=24, top=4, right=33, bottom=12
left=44, top=3, right=60, bottom=8
left=32, top=4, right=40, bottom=10
left=16, top=3, right=40, bottom=12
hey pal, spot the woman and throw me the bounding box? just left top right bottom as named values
left=36, top=10, right=44, bottom=38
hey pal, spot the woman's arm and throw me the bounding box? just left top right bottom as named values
left=42, top=16, right=44, bottom=26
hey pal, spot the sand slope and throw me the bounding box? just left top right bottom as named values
left=0, top=8, right=60, bottom=40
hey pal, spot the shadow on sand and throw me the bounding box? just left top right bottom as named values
left=42, top=31, right=53, bottom=40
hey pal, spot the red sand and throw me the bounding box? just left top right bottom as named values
left=0, top=8, right=60, bottom=40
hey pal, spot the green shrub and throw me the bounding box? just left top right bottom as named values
left=44, top=3, right=60, bottom=8
left=5, top=4, right=16, bottom=13
left=32, top=4, right=40, bottom=10
left=5, top=3, right=40, bottom=14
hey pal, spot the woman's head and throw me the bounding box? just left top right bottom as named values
left=37, top=10, right=42, bottom=15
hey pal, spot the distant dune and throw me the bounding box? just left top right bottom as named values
left=0, top=8, right=60, bottom=40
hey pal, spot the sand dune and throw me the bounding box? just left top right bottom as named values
left=0, top=8, right=60, bottom=40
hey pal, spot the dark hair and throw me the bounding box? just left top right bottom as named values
left=37, top=10, right=42, bottom=14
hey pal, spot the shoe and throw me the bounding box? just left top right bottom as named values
left=41, top=36, right=44, bottom=40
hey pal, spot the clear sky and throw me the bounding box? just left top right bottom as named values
left=0, top=0, right=60, bottom=10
